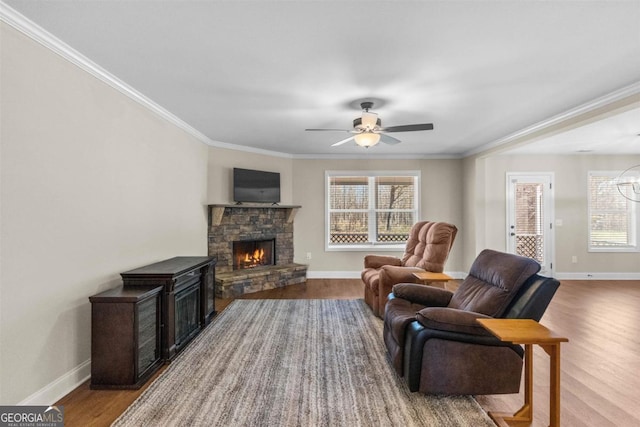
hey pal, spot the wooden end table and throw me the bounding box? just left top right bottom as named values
left=412, top=271, right=453, bottom=286
left=476, top=318, right=568, bottom=427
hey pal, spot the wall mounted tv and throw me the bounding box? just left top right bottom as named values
left=233, top=168, right=281, bottom=204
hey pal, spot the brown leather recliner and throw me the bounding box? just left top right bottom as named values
left=383, top=249, right=560, bottom=395
left=361, top=221, right=457, bottom=318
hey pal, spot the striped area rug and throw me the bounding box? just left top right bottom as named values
left=113, top=299, right=494, bottom=426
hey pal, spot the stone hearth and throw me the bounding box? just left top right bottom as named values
left=208, top=204, right=307, bottom=298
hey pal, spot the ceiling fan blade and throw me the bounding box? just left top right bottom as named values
left=380, top=123, right=434, bottom=132
left=331, top=136, right=355, bottom=147
left=379, top=133, right=402, bottom=145
left=305, top=128, right=352, bottom=132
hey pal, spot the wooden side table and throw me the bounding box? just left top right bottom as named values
left=412, top=271, right=453, bottom=286
left=476, top=318, right=568, bottom=427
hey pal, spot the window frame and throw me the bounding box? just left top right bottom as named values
left=587, top=170, right=639, bottom=253
left=325, top=170, right=421, bottom=251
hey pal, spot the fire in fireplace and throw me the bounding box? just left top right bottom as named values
left=233, top=238, right=275, bottom=270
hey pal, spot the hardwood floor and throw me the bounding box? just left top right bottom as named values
left=476, top=279, right=640, bottom=427
left=56, top=279, right=640, bottom=426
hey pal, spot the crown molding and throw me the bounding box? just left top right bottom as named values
left=292, top=153, right=461, bottom=160
left=0, top=2, right=296, bottom=159
left=465, top=81, right=640, bottom=158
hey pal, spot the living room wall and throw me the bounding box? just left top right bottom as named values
left=479, top=153, right=640, bottom=276
left=292, top=158, right=464, bottom=276
left=206, top=147, right=293, bottom=204
left=205, top=154, right=464, bottom=276
left=0, top=23, right=209, bottom=404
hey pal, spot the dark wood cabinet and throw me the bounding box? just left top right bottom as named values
left=120, top=256, right=216, bottom=361
left=90, top=285, right=162, bottom=389
left=90, top=257, right=216, bottom=389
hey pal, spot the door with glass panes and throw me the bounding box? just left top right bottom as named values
left=506, top=173, right=555, bottom=276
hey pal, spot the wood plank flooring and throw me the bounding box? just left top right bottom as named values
left=56, top=279, right=640, bottom=426
left=476, top=279, right=640, bottom=427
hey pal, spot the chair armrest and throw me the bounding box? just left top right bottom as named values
left=391, top=283, right=453, bottom=307
left=415, top=307, right=495, bottom=337
left=379, top=265, right=426, bottom=284
left=364, top=255, right=402, bottom=269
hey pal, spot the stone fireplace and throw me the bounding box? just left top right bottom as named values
left=208, top=204, right=307, bottom=298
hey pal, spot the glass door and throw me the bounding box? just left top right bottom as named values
left=506, top=173, right=555, bottom=276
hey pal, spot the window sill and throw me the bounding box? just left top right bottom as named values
left=326, top=244, right=405, bottom=252
left=588, top=247, right=640, bottom=253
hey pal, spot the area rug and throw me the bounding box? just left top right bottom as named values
left=113, top=299, right=494, bottom=426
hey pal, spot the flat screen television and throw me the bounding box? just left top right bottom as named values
left=233, top=168, right=281, bottom=204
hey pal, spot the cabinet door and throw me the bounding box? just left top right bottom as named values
left=174, top=284, right=201, bottom=349
left=137, top=291, right=161, bottom=378
left=202, top=265, right=216, bottom=323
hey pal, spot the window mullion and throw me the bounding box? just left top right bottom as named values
left=368, top=177, right=376, bottom=243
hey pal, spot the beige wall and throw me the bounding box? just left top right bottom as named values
left=206, top=148, right=293, bottom=204
left=482, top=154, right=640, bottom=273
left=461, top=156, right=480, bottom=269
left=0, top=24, right=209, bottom=404
left=292, top=158, right=464, bottom=275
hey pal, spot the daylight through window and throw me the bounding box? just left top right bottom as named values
left=326, top=171, right=419, bottom=249
left=588, top=171, right=639, bottom=252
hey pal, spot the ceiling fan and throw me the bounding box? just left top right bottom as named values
left=305, top=101, right=434, bottom=148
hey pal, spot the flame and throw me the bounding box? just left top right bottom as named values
left=239, top=248, right=266, bottom=269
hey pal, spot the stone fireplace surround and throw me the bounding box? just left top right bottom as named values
left=208, top=204, right=307, bottom=298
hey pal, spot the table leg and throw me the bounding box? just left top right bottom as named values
left=489, top=344, right=533, bottom=424
left=543, top=343, right=562, bottom=427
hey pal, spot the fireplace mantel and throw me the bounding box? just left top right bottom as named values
left=208, top=204, right=301, bottom=226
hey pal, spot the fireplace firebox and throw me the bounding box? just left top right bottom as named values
left=233, top=238, right=276, bottom=270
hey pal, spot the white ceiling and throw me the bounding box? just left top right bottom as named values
left=3, top=0, right=640, bottom=157
left=504, top=107, right=640, bottom=155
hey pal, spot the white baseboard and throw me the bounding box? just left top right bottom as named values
left=18, top=359, right=91, bottom=405
left=307, top=271, right=361, bottom=279
left=555, top=272, right=640, bottom=280
left=307, top=270, right=640, bottom=281
left=306, top=271, right=467, bottom=280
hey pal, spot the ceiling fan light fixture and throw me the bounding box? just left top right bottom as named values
left=354, top=132, right=380, bottom=148
left=616, top=164, right=640, bottom=202
left=361, top=112, right=378, bottom=129
left=306, top=100, right=433, bottom=148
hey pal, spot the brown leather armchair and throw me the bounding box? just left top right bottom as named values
left=361, top=221, right=457, bottom=317
left=383, top=249, right=560, bottom=395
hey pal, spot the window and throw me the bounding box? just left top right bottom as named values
left=326, top=171, right=419, bottom=250
left=588, top=171, right=639, bottom=252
